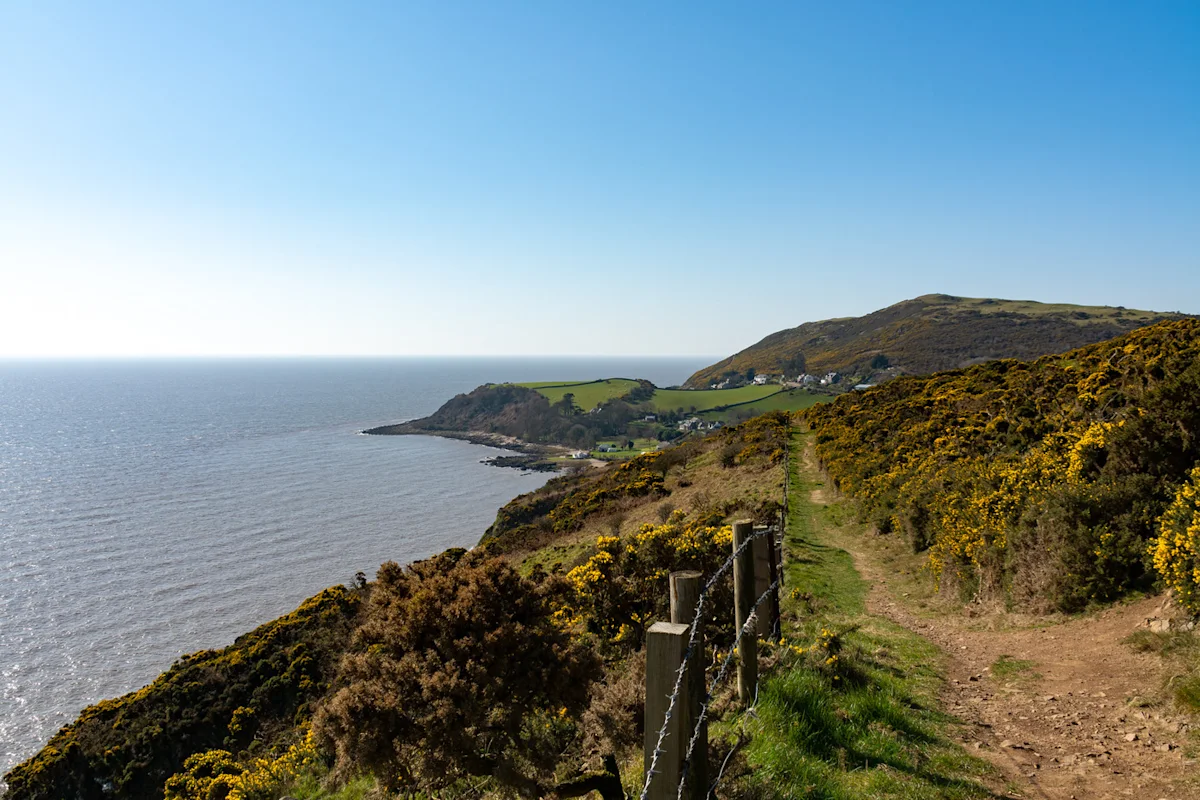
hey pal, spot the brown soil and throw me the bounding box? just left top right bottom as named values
left=806, top=470, right=1199, bottom=799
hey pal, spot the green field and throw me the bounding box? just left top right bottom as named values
left=590, top=437, right=660, bottom=460
left=516, top=378, right=641, bottom=410
left=647, top=384, right=780, bottom=412
left=516, top=378, right=828, bottom=419
left=698, top=388, right=829, bottom=421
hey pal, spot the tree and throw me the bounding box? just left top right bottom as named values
left=556, top=392, right=578, bottom=415
left=314, top=551, right=600, bottom=796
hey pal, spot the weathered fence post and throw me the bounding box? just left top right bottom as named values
left=669, top=571, right=706, bottom=800
left=732, top=520, right=758, bottom=704
left=767, top=527, right=782, bottom=640
left=644, top=621, right=694, bottom=800
left=752, top=525, right=772, bottom=638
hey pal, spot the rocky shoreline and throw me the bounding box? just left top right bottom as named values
left=361, top=423, right=566, bottom=472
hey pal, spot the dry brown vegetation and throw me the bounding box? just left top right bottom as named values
left=686, top=293, right=1187, bottom=388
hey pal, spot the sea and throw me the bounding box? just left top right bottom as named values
left=0, top=357, right=708, bottom=780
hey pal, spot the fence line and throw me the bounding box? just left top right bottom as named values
left=643, top=425, right=794, bottom=800
left=639, top=527, right=775, bottom=800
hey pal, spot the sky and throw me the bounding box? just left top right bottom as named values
left=1, top=1, right=1197, bottom=358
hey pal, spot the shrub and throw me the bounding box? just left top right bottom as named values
left=164, top=730, right=320, bottom=800
left=1150, top=466, right=1200, bottom=613
left=805, top=320, right=1200, bottom=611
left=564, top=511, right=734, bottom=652
left=313, top=550, right=600, bottom=796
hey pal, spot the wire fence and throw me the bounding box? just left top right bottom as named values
left=676, top=578, right=780, bottom=800
left=638, top=525, right=780, bottom=800
left=641, top=424, right=793, bottom=800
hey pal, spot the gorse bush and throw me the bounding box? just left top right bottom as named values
left=564, top=510, right=734, bottom=652
left=312, top=549, right=600, bottom=797
left=481, top=411, right=790, bottom=556
left=806, top=320, right=1200, bottom=611
left=1150, top=467, right=1200, bottom=613
left=163, top=729, right=320, bottom=800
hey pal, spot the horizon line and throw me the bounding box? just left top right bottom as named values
left=0, top=353, right=724, bottom=361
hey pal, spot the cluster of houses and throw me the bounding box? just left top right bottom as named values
left=677, top=417, right=723, bottom=432
left=710, top=374, right=777, bottom=389
left=794, top=371, right=840, bottom=386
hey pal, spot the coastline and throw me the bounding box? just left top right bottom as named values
left=362, top=424, right=569, bottom=472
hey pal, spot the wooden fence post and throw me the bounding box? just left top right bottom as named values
left=669, top=571, right=706, bottom=800
left=752, top=525, right=772, bottom=639
left=644, top=621, right=694, bottom=800
left=732, top=520, right=758, bottom=705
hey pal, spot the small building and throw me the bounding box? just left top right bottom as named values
left=571, top=450, right=590, bottom=459
left=643, top=414, right=657, bottom=422
left=853, top=383, right=875, bottom=391
left=753, top=374, right=772, bottom=385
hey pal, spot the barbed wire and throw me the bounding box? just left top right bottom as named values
left=637, top=527, right=775, bottom=800
left=676, top=578, right=780, bottom=800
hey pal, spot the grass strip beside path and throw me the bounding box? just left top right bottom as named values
left=726, top=428, right=1002, bottom=799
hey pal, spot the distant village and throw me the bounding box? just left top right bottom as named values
left=710, top=371, right=876, bottom=391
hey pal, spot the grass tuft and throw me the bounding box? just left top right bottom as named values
left=989, top=655, right=1038, bottom=682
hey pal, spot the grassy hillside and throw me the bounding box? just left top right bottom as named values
left=686, top=293, right=1187, bottom=389
left=481, top=412, right=791, bottom=559
left=647, top=383, right=780, bottom=411
left=805, top=318, right=1200, bottom=611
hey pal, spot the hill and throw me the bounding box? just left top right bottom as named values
left=365, top=378, right=824, bottom=454
left=685, top=294, right=1187, bottom=388
left=805, top=317, right=1200, bottom=612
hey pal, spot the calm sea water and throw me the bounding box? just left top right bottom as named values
left=0, top=357, right=707, bottom=778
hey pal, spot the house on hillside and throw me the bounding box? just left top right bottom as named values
left=644, top=414, right=657, bottom=422
left=753, top=373, right=773, bottom=385
left=571, top=450, right=590, bottom=459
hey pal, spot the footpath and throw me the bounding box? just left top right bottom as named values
left=795, top=432, right=1198, bottom=800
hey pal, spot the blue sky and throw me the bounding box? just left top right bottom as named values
left=1, top=1, right=1197, bottom=357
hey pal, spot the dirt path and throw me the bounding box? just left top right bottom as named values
left=803, top=447, right=1198, bottom=799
